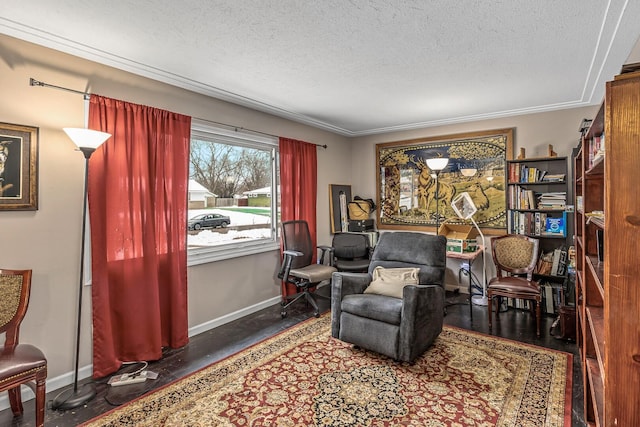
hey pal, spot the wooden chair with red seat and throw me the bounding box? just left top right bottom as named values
left=0, top=269, right=47, bottom=427
left=487, top=235, right=542, bottom=337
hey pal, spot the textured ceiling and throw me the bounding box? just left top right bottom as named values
left=2, top=1, right=640, bottom=136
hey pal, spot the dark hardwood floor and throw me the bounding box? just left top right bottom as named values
left=1, top=289, right=585, bottom=426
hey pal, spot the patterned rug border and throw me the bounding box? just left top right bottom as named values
left=443, top=324, right=573, bottom=426
left=82, top=314, right=573, bottom=426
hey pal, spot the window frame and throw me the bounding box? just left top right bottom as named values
left=187, top=120, right=279, bottom=266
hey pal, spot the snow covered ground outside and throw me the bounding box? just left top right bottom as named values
left=187, top=207, right=272, bottom=246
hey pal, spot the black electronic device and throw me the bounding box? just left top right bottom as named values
left=596, top=229, right=604, bottom=263
left=348, top=219, right=374, bottom=232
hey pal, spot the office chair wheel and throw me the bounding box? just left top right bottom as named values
left=281, top=310, right=287, bottom=318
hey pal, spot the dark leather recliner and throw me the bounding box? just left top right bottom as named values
left=331, top=232, right=447, bottom=362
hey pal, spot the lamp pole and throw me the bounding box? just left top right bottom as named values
left=434, top=170, right=442, bottom=234
left=426, top=157, right=449, bottom=234
left=53, top=128, right=111, bottom=410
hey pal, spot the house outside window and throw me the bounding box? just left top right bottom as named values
left=188, top=120, right=279, bottom=265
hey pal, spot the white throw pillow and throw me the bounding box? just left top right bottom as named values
left=363, top=266, right=420, bottom=299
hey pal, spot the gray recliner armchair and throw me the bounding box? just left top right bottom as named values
left=331, top=232, right=447, bottom=362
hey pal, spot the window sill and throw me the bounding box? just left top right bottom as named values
left=187, top=239, right=279, bottom=266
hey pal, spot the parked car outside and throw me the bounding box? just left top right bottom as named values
left=188, top=213, right=231, bottom=230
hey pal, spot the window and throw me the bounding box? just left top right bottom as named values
left=188, top=120, right=279, bottom=265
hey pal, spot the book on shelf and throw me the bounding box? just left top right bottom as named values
left=588, top=133, right=605, bottom=168
left=550, top=246, right=568, bottom=276
left=545, top=215, right=566, bottom=236
left=508, top=163, right=554, bottom=183
left=541, top=173, right=566, bottom=182
left=510, top=211, right=549, bottom=236
left=596, top=229, right=604, bottom=263
left=508, top=298, right=531, bottom=310
left=542, top=283, right=555, bottom=314
left=550, top=248, right=562, bottom=276
left=585, top=210, right=604, bottom=220
left=534, top=212, right=542, bottom=235
left=538, top=192, right=567, bottom=210
left=556, top=248, right=568, bottom=276
left=536, top=251, right=553, bottom=275
left=526, top=190, right=536, bottom=210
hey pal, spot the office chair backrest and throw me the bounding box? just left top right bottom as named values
left=0, top=269, right=32, bottom=348
left=369, top=232, right=446, bottom=286
left=281, top=220, right=314, bottom=269
left=491, top=234, right=539, bottom=280
left=332, top=233, right=370, bottom=260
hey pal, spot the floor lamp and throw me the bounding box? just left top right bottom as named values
left=451, top=191, right=488, bottom=306
left=52, top=128, right=111, bottom=410
left=426, top=157, right=449, bottom=234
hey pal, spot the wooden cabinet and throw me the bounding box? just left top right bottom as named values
left=574, top=71, right=640, bottom=426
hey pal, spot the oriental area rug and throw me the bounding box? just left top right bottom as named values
left=82, top=315, right=572, bottom=427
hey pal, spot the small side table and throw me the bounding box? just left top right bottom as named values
left=446, top=245, right=484, bottom=318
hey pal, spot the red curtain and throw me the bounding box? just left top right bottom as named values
left=87, top=95, right=191, bottom=378
left=278, top=137, right=318, bottom=297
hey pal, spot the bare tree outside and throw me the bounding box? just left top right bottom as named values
left=190, top=139, right=271, bottom=197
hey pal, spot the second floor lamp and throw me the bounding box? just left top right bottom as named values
left=426, top=157, right=449, bottom=234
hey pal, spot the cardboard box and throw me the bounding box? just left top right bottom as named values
left=438, top=224, right=479, bottom=253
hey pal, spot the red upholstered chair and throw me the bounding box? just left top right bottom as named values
left=487, top=235, right=542, bottom=337
left=0, top=269, right=47, bottom=427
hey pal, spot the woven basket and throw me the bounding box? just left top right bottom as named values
left=348, top=200, right=372, bottom=220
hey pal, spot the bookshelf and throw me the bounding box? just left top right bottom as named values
left=573, top=71, right=640, bottom=426
left=506, top=157, right=571, bottom=311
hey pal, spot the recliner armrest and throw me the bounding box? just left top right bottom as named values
left=331, top=272, right=371, bottom=337
left=399, top=284, right=445, bottom=361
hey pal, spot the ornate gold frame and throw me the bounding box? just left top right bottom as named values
left=376, top=128, right=513, bottom=233
left=0, top=122, right=38, bottom=210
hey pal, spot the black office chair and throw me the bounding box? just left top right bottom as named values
left=278, top=220, right=337, bottom=318
left=332, top=233, right=372, bottom=273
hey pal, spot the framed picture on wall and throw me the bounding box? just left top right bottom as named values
left=0, top=122, right=39, bottom=210
left=376, top=128, right=513, bottom=233
left=329, top=184, right=351, bottom=234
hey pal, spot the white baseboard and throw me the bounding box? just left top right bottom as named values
left=187, top=296, right=281, bottom=337
left=0, top=295, right=281, bottom=412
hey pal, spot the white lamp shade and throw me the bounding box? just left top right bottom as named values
left=426, top=157, right=449, bottom=171
left=64, top=128, right=111, bottom=150
left=460, top=168, right=478, bottom=177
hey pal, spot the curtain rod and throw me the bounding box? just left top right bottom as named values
left=29, top=77, right=327, bottom=149
left=30, top=78, right=91, bottom=100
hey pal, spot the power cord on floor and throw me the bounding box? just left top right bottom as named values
left=122, top=360, right=148, bottom=377
left=460, top=268, right=484, bottom=298
left=104, top=361, right=154, bottom=407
